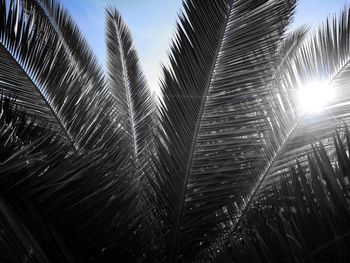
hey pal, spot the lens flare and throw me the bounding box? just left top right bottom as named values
left=298, top=81, right=334, bottom=113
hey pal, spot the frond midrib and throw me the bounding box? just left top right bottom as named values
left=232, top=117, right=304, bottom=230
left=0, top=42, right=77, bottom=151
left=112, top=16, right=138, bottom=158
left=171, top=1, right=234, bottom=259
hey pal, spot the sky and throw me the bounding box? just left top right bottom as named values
left=60, top=0, right=350, bottom=93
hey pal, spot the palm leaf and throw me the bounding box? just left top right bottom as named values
left=105, top=6, right=154, bottom=165
left=237, top=7, right=350, bottom=224
left=207, top=130, right=350, bottom=263
left=0, top=0, right=75, bottom=142
left=150, top=0, right=296, bottom=260
left=22, top=0, right=105, bottom=93
left=0, top=0, right=120, bottom=153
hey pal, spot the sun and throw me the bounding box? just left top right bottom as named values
left=298, top=81, right=334, bottom=113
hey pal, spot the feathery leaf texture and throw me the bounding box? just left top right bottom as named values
left=221, top=7, right=350, bottom=249
left=22, top=0, right=106, bottom=94
left=2, top=0, right=350, bottom=262
left=205, top=130, right=350, bottom=263
left=105, top=6, right=153, bottom=161
left=151, top=0, right=296, bottom=260
left=251, top=7, right=350, bottom=203
left=0, top=0, right=120, bottom=153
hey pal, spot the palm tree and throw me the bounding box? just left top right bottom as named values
left=1, top=0, right=350, bottom=262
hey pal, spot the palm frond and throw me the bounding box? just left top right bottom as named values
left=0, top=0, right=120, bottom=153
left=150, top=0, right=296, bottom=260
left=274, top=25, right=309, bottom=80
left=0, top=0, right=76, bottom=144
left=201, top=26, right=311, bottom=252
left=205, top=129, right=350, bottom=263
left=22, top=0, right=106, bottom=94
left=105, top=6, right=154, bottom=164
left=240, top=7, right=350, bottom=220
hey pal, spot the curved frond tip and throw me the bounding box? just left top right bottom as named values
left=105, top=6, right=154, bottom=162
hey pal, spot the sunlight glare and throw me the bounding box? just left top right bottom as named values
left=298, top=81, right=334, bottom=113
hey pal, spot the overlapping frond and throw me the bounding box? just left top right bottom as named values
left=204, top=129, right=350, bottom=262
left=255, top=7, right=350, bottom=198
left=105, top=6, right=154, bottom=163
left=150, top=0, right=296, bottom=261
left=0, top=0, right=120, bottom=153
left=0, top=0, right=74, bottom=143
left=234, top=7, right=350, bottom=233
left=22, top=0, right=106, bottom=95
left=3, top=0, right=350, bottom=261
left=0, top=94, right=147, bottom=262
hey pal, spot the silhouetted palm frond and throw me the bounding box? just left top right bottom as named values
left=149, top=0, right=296, bottom=261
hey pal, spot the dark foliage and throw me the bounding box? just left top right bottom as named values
left=204, top=130, right=350, bottom=262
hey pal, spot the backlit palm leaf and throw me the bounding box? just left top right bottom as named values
left=207, top=130, right=350, bottom=262
left=150, top=0, right=296, bottom=261
left=238, top=7, right=350, bottom=223
left=105, top=6, right=154, bottom=166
